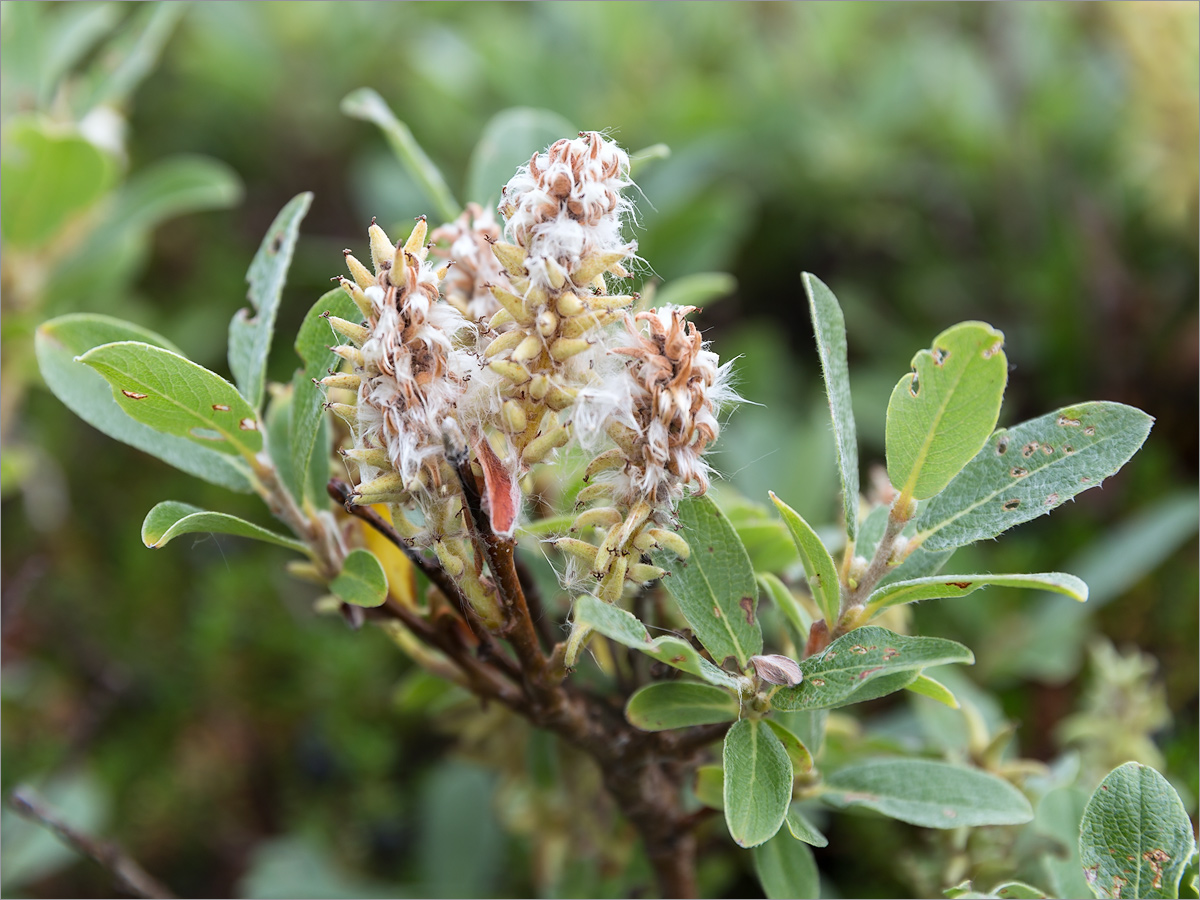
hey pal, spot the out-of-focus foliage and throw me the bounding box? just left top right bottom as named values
left=3, top=3, right=1195, bottom=898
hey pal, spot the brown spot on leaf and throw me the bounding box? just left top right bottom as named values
left=1058, top=415, right=1081, bottom=427
left=1003, top=499, right=1021, bottom=510
left=671, top=655, right=686, bottom=664
left=1045, top=493, right=1060, bottom=506
left=1143, top=849, right=1170, bottom=889
left=1022, top=442, right=1039, bottom=458
left=946, top=581, right=972, bottom=590
left=858, top=665, right=884, bottom=680
left=212, top=404, right=231, bottom=412
left=932, top=347, right=948, bottom=366
left=942, top=808, right=957, bottom=819
left=121, top=390, right=149, bottom=400
left=1084, top=425, right=1096, bottom=435
left=882, top=648, right=900, bottom=660
left=239, top=418, right=258, bottom=431
left=1063, top=445, right=1075, bottom=454
left=996, top=436, right=1009, bottom=454
left=1042, top=444, right=1054, bottom=454
left=707, top=546, right=714, bottom=553
left=849, top=644, right=868, bottom=654
left=809, top=678, right=826, bottom=687
left=1010, top=467, right=1029, bottom=478
left=982, top=339, right=1003, bottom=359
left=739, top=596, right=756, bottom=625
left=711, top=605, right=721, bottom=618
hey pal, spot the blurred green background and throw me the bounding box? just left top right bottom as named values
left=2, top=2, right=1196, bottom=897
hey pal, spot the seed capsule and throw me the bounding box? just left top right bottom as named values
left=627, top=563, right=667, bottom=583
left=491, top=241, right=527, bottom=276
left=483, top=329, right=526, bottom=359
left=327, top=316, right=369, bottom=346
left=344, top=252, right=374, bottom=290
left=368, top=221, right=394, bottom=272
left=512, top=335, right=543, bottom=363
left=550, top=337, right=591, bottom=361
left=502, top=400, right=527, bottom=433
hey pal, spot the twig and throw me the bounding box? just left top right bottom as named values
left=7, top=789, right=176, bottom=899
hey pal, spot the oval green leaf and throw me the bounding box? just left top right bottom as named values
left=769, top=492, right=840, bottom=626
left=758, top=573, right=813, bottom=649
left=1079, top=762, right=1195, bottom=899
left=77, top=341, right=263, bottom=459
left=785, top=804, right=828, bottom=848
left=763, top=719, right=814, bottom=775
left=625, top=682, right=738, bottom=732
left=822, top=758, right=1033, bottom=828
left=724, top=719, right=793, bottom=848
left=803, top=273, right=860, bottom=541
left=35, top=315, right=253, bottom=492
left=228, top=192, right=312, bottom=411
left=772, top=626, right=974, bottom=712
left=906, top=673, right=959, bottom=709
left=141, top=501, right=308, bottom=554
left=913, top=402, right=1154, bottom=551
left=650, top=495, right=761, bottom=667
left=330, top=548, right=388, bottom=609
left=754, top=833, right=819, bottom=900
left=886, top=321, right=1007, bottom=502
left=864, top=571, right=1087, bottom=619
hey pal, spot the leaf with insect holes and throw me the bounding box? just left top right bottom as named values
left=572, top=595, right=740, bottom=690
left=1079, top=762, right=1195, bottom=899
left=822, top=758, right=1033, bottom=828
left=724, top=719, right=793, bottom=848
left=770, top=492, right=841, bottom=626
left=291, top=288, right=362, bottom=507
left=141, top=501, right=308, bottom=554
left=650, top=495, right=762, bottom=667
left=913, top=402, right=1154, bottom=551
left=330, top=548, right=388, bottom=608
left=771, top=626, right=973, bottom=712
left=886, top=321, right=1007, bottom=502
left=228, top=192, right=312, bottom=411
left=804, top=273, right=860, bottom=541
left=76, top=341, right=263, bottom=458
left=36, top=315, right=253, bottom=492
left=863, top=572, right=1087, bottom=619
left=754, top=833, right=820, bottom=900
left=625, top=682, right=738, bottom=732
left=342, top=88, right=460, bottom=224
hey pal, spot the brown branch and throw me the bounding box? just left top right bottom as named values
left=7, top=789, right=176, bottom=899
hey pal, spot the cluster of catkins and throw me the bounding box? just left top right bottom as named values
left=323, top=132, right=734, bottom=623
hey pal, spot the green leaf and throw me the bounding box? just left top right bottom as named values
left=652, top=272, right=737, bottom=310
left=35, top=315, right=252, bottom=492
left=465, top=107, right=575, bottom=208
left=823, top=758, right=1033, bottom=828
left=291, top=289, right=362, bottom=507
left=886, top=321, right=1007, bottom=502
left=228, top=192, right=312, bottom=411
left=625, top=682, right=738, bottom=732
left=946, top=880, right=1049, bottom=899
left=906, top=673, right=959, bottom=708
left=38, top=3, right=120, bottom=108
left=770, top=492, right=840, bottom=626
left=913, top=402, right=1155, bottom=551
left=141, top=501, right=307, bottom=554
left=803, top=273, right=860, bottom=541
left=763, top=720, right=814, bottom=774
left=864, top=571, right=1087, bottom=619
left=330, top=548, right=388, bottom=609
left=694, top=765, right=724, bottom=811
left=104, top=154, right=242, bottom=238
left=627, top=142, right=671, bottom=178
left=754, top=833, right=819, bottom=900
left=341, top=88, right=460, bottom=224
left=650, top=495, right=762, bottom=667
left=772, top=626, right=973, bottom=712
left=1036, top=786, right=1094, bottom=900
left=572, top=595, right=740, bottom=689
left=80, top=1, right=186, bottom=112
left=1079, top=762, right=1195, bottom=899
left=758, top=573, right=813, bottom=649
left=0, top=118, right=115, bottom=248
left=785, top=805, right=829, bottom=848
left=77, top=341, right=263, bottom=458
left=264, top=384, right=301, bottom=504
left=724, top=719, right=793, bottom=848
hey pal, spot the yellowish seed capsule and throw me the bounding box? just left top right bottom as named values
left=331, top=345, right=365, bottom=368
left=597, top=555, right=628, bottom=602
left=525, top=281, right=548, bottom=312
left=521, top=424, right=570, bottom=466
left=536, top=308, right=559, bottom=337
left=501, top=400, right=527, bottom=433
left=488, top=308, right=516, bottom=331
left=404, top=216, right=428, bottom=257
left=587, top=293, right=637, bottom=311
left=433, top=540, right=465, bottom=577
left=320, top=373, right=361, bottom=391
left=647, top=528, right=691, bottom=559
left=550, top=337, right=591, bottom=361
left=327, top=316, right=369, bottom=346
left=571, top=507, right=623, bottom=531
left=575, top=481, right=612, bottom=504
left=584, top=448, right=626, bottom=481
left=512, top=334, right=543, bottom=364
left=552, top=537, right=600, bottom=567
left=605, top=421, right=639, bottom=456
left=286, top=560, right=326, bottom=585
left=344, top=252, right=375, bottom=290
left=327, top=402, right=359, bottom=426
left=627, top=563, right=667, bottom=584
left=388, top=508, right=423, bottom=539
left=592, top=522, right=623, bottom=576
left=483, top=329, right=526, bottom=359
left=618, top=499, right=654, bottom=547
left=572, top=249, right=630, bottom=286
left=356, top=472, right=406, bottom=497
left=544, top=383, right=577, bottom=412
left=488, top=359, right=531, bottom=385
left=313, top=595, right=342, bottom=615
left=556, top=291, right=585, bottom=317
left=528, top=374, right=551, bottom=401
left=491, top=241, right=527, bottom=277
left=339, top=278, right=375, bottom=318
left=490, top=285, right=535, bottom=326
left=368, top=221, right=394, bottom=273
left=633, top=529, right=659, bottom=552
left=340, top=447, right=392, bottom=469
left=544, top=258, right=568, bottom=289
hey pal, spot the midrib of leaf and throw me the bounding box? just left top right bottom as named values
left=899, top=359, right=971, bottom=502
left=915, top=427, right=1131, bottom=544
left=695, top=560, right=748, bottom=664
left=737, top=722, right=759, bottom=838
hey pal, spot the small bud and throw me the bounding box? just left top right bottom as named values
left=433, top=540, right=466, bottom=577
left=344, top=252, right=375, bottom=290
left=488, top=307, right=516, bottom=331
left=404, top=216, right=429, bottom=257
left=587, top=293, right=637, bottom=311
left=583, top=448, right=626, bottom=481
left=483, top=330, right=526, bottom=359
left=646, top=528, right=690, bottom=559
left=368, top=221, right=394, bottom=272
left=556, top=291, right=585, bottom=317
left=536, top=308, right=559, bottom=337
left=575, top=481, right=613, bottom=505
left=750, top=654, right=803, bottom=687
left=338, top=278, right=374, bottom=318
left=512, top=334, right=544, bottom=364
left=544, top=257, right=568, bottom=289
left=501, top=399, right=527, bottom=433
left=356, top=472, right=406, bottom=497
